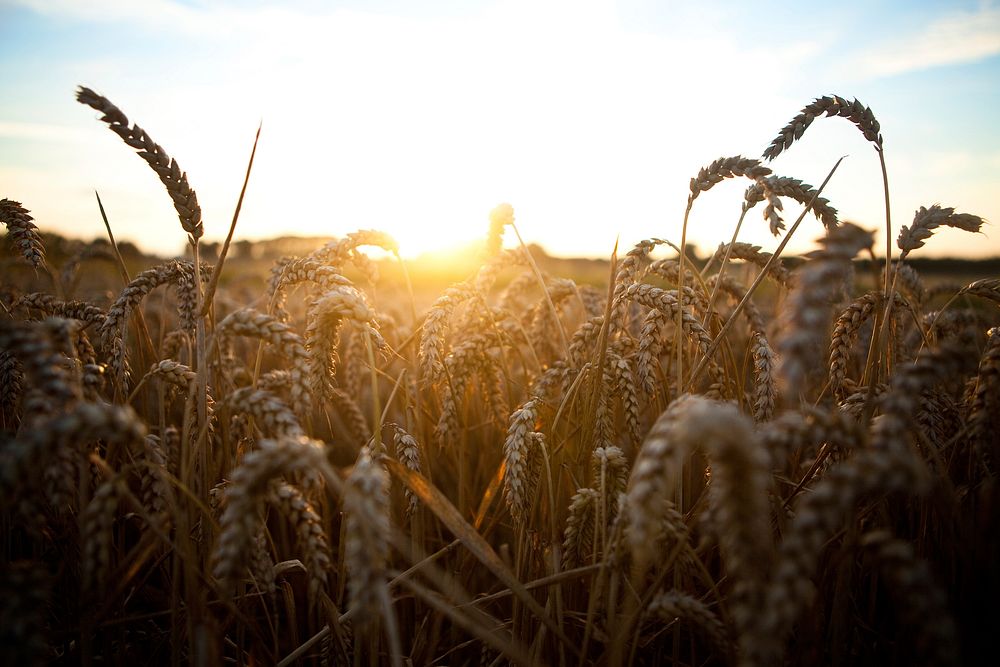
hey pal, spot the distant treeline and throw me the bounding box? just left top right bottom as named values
left=855, top=256, right=1000, bottom=276
left=24, top=230, right=1000, bottom=275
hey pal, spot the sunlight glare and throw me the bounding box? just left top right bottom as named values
left=168, top=0, right=756, bottom=260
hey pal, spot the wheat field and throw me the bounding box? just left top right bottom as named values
left=1, top=88, right=998, bottom=666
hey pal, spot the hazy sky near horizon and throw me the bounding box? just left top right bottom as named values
left=1, top=0, right=998, bottom=260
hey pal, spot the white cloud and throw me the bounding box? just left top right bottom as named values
left=0, top=121, right=90, bottom=142
left=4, top=0, right=210, bottom=32
left=837, top=5, right=1000, bottom=80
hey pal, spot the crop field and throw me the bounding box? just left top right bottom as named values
left=1, top=88, right=998, bottom=666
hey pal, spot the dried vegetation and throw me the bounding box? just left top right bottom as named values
left=1, top=88, right=998, bottom=666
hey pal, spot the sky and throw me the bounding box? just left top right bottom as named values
left=1, top=0, right=998, bottom=260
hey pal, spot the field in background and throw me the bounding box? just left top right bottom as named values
left=12, top=228, right=999, bottom=303
left=2, top=91, right=999, bottom=666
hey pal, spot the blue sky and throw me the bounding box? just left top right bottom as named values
left=1, top=0, right=998, bottom=259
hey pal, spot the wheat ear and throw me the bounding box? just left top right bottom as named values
left=268, top=258, right=351, bottom=321
left=59, top=241, right=117, bottom=296
left=897, top=204, right=985, bottom=259
left=213, top=436, right=331, bottom=593
left=752, top=345, right=970, bottom=665
left=216, top=308, right=312, bottom=409
left=750, top=332, right=776, bottom=423
left=777, top=223, right=873, bottom=401
left=139, top=434, right=172, bottom=522
left=344, top=446, right=390, bottom=628
left=708, top=242, right=791, bottom=287
left=418, top=282, right=477, bottom=382
left=304, top=285, right=378, bottom=401
left=828, top=291, right=907, bottom=396
left=689, top=156, right=771, bottom=202
left=267, top=480, right=333, bottom=605
left=609, top=237, right=669, bottom=328
left=562, top=488, right=599, bottom=569
left=0, top=198, right=46, bottom=269
left=224, top=387, right=304, bottom=439
left=956, top=278, right=1000, bottom=307
left=648, top=590, right=732, bottom=661
left=0, top=350, right=22, bottom=417
left=100, top=261, right=206, bottom=390
left=967, top=328, right=1000, bottom=469
left=503, top=398, right=542, bottom=524
left=0, top=318, right=82, bottom=412
left=0, top=402, right=145, bottom=504
left=486, top=202, right=513, bottom=256
left=390, top=424, right=422, bottom=518
left=80, top=475, right=120, bottom=594
left=15, top=293, right=107, bottom=329
left=690, top=399, right=772, bottom=660
left=762, top=95, right=882, bottom=161
left=76, top=87, right=202, bottom=241
left=744, top=175, right=838, bottom=234
left=311, top=229, right=399, bottom=266
left=0, top=562, right=51, bottom=664
left=860, top=530, right=959, bottom=666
